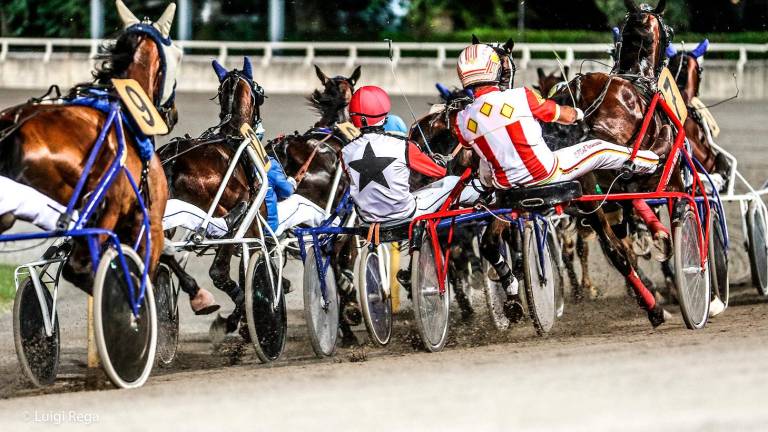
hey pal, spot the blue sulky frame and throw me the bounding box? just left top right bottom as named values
left=0, top=101, right=152, bottom=317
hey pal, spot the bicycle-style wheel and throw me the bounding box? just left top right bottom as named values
left=746, top=200, right=768, bottom=296
left=358, top=245, right=392, bottom=347
left=411, top=229, right=450, bottom=352
left=546, top=226, right=566, bottom=319
left=522, top=220, right=557, bottom=335
left=93, top=245, right=157, bottom=389
left=154, top=263, right=179, bottom=366
left=484, top=236, right=513, bottom=330
left=303, top=246, right=339, bottom=357
left=245, top=250, right=288, bottom=363
left=673, top=204, right=711, bottom=329
left=13, top=278, right=60, bottom=388
left=708, top=207, right=729, bottom=308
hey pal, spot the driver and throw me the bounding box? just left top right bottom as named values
left=453, top=43, right=660, bottom=321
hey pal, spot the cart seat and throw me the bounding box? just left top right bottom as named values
left=498, top=181, right=582, bottom=212
left=356, top=220, right=411, bottom=243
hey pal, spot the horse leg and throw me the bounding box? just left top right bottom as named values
left=160, top=252, right=199, bottom=298
left=632, top=199, right=672, bottom=261
left=209, top=244, right=243, bottom=333
left=577, top=228, right=599, bottom=299
left=586, top=210, right=667, bottom=327
left=479, top=220, right=523, bottom=322
left=334, top=237, right=359, bottom=347
left=559, top=220, right=581, bottom=302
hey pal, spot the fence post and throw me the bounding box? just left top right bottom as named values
left=43, top=41, right=53, bottom=63
left=347, top=46, right=358, bottom=68
left=436, top=46, right=446, bottom=68
left=218, top=45, right=228, bottom=64
left=0, top=41, right=8, bottom=62
left=304, top=45, right=314, bottom=66
left=521, top=46, right=531, bottom=69
left=565, top=47, right=575, bottom=66
left=262, top=45, right=273, bottom=67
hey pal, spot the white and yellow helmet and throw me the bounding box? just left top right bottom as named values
left=456, top=44, right=502, bottom=88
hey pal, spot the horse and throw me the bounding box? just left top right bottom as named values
left=542, top=0, right=695, bottom=326
left=156, top=57, right=265, bottom=337
left=267, top=65, right=362, bottom=345
left=666, top=41, right=730, bottom=180
left=534, top=66, right=569, bottom=97
left=0, top=1, right=177, bottom=291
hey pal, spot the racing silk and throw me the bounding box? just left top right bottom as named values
left=341, top=130, right=446, bottom=223
left=455, top=86, right=562, bottom=188
left=265, top=156, right=296, bottom=232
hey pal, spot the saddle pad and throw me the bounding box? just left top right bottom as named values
left=690, top=97, right=720, bottom=138
left=112, top=79, right=169, bottom=135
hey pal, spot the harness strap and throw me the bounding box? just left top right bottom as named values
left=294, top=132, right=333, bottom=185
left=365, top=223, right=381, bottom=246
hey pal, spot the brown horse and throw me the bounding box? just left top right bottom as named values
left=534, top=66, right=569, bottom=97
left=666, top=42, right=730, bottom=177
left=267, top=65, right=361, bottom=345
left=157, top=58, right=264, bottom=335
left=0, top=2, right=177, bottom=290
left=545, top=0, right=686, bottom=326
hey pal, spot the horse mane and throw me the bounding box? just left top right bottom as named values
left=92, top=32, right=142, bottom=84
left=306, top=82, right=347, bottom=125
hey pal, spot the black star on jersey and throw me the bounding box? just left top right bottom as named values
left=348, top=143, right=396, bottom=190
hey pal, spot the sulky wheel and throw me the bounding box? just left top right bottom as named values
left=303, top=245, right=339, bottom=357
left=746, top=200, right=768, bottom=296
left=357, top=244, right=393, bottom=347
left=154, top=263, right=180, bottom=366
left=673, top=203, right=711, bottom=329
left=411, top=229, right=450, bottom=352
left=13, top=277, right=60, bottom=388
left=93, top=244, right=157, bottom=389
left=245, top=250, right=288, bottom=363
left=483, top=232, right=514, bottom=330
left=522, top=220, right=557, bottom=335
left=708, top=206, right=729, bottom=308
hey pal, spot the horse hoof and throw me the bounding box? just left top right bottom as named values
left=343, top=303, right=363, bottom=326
left=191, top=288, right=221, bottom=315
left=647, top=306, right=669, bottom=328
left=503, top=296, right=525, bottom=324
left=652, top=232, right=672, bottom=262
left=340, top=332, right=359, bottom=348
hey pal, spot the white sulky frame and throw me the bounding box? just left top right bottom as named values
left=167, top=134, right=284, bottom=313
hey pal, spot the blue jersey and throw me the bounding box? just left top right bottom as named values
left=265, top=156, right=295, bottom=232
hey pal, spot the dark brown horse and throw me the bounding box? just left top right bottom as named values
left=267, top=65, right=361, bottom=344
left=545, top=0, right=685, bottom=326
left=0, top=2, right=177, bottom=290
left=157, top=57, right=264, bottom=335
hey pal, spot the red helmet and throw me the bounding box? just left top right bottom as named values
left=349, top=86, right=391, bottom=128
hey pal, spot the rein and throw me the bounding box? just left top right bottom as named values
left=294, top=132, right=334, bottom=184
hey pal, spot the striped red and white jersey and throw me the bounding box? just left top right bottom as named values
left=455, top=86, right=562, bottom=189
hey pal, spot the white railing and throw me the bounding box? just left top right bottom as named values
left=1, top=38, right=766, bottom=72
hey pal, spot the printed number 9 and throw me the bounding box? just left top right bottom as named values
left=126, top=86, right=155, bottom=127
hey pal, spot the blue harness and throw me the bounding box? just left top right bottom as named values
left=67, top=88, right=155, bottom=162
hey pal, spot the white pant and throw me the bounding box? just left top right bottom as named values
left=536, top=139, right=659, bottom=184
left=162, top=199, right=229, bottom=237
left=0, top=176, right=65, bottom=231
left=412, top=176, right=483, bottom=217
left=275, top=194, right=327, bottom=236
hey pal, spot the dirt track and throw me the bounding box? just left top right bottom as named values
left=0, top=91, right=767, bottom=431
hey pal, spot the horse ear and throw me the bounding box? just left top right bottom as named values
left=691, top=39, right=709, bottom=58
left=116, top=0, right=140, bottom=28
left=471, top=34, right=480, bottom=45
left=623, top=0, right=639, bottom=12
left=314, top=65, right=328, bottom=85
left=612, top=27, right=621, bottom=43
left=665, top=43, right=677, bottom=58
left=349, top=66, right=362, bottom=87
left=243, top=56, right=253, bottom=80
left=537, top=67, right=546, bottom=80
left=563, top=66, right=570, bottom=79
left=211, top=59, right=228, bottom=82
left=154, top=2, right=176, bottom=39
left=503, top=38, right=515, bottom=53
left=654, top=0, right=667, bottom=14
